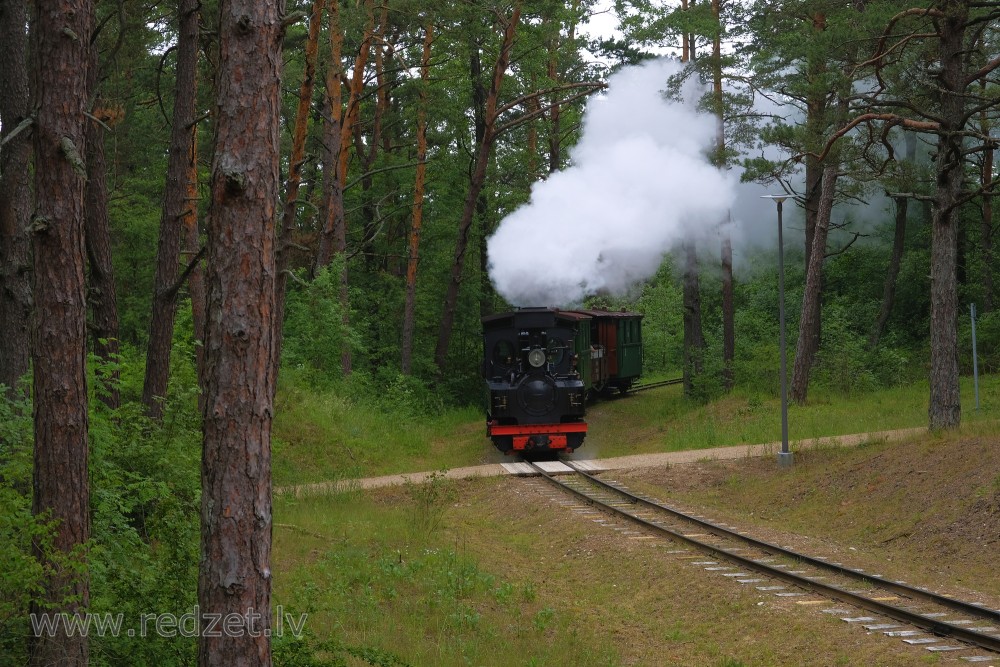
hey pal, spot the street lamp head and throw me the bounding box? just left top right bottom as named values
left=760, top=194, right=789, bottom=204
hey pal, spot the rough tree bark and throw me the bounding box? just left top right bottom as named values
left=434, top=4, right=522, bottom=373
left=927, top=0, right=967, bottom=430
left=142, top=0, right=202, bottom=419
left=29, top=0, right=94, bottom=664
left=197, top=0, right=281, bottom=663
left=0, top=0, right=33, bottom=395
left=401, top=22, right=433, bottom=375
left=790, top=163, right=838, bottom=404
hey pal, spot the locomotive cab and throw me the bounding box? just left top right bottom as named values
left=482, top=308, right=588, bottom=454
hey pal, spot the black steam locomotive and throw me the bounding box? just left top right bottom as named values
left=482, top=307, right=643, bottom=454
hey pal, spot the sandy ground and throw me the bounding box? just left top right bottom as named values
left=279, top=426, right=926, bottom=496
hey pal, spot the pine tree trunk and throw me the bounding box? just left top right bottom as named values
left=197, top=0, right=281, bottom=662
left=183, top=186, right=206, bottom=396
left=84, top=38, right=122, bottom=409
left=183, top=92, right=205, bottom=391
left=401, top=24, right=433, bottom=375
left=467, top=33, right=494, bottom=321
left=547, top=38, right=562, bottom=172
left=274, top=0, right=325, bottom=387
left=84, top=107, right=122, bottom=410
left=927, top=0, right=966, bottom=431
left=435, top=4, right=521, bottom=373
left=357, top=3, right=389, bottom=271
left=682, top=241, right=705, bottom=395
left=142, top=0, right=201, bottom=419
left=29, top=0, right=94, bottom=664
left=721, top=227, right=734, bottom=389
left=802, top=15, right=828, bottom=366
left=315, top=0, right=373, bottom=270
left=869, top=196, right=908, bottom=348
left=314, top=0, right=374, bottom=377
left=790, top=164, right=838, bottom=404
left=0, top=0, right=32, bottom=395
left=711, top=0, right=734, bottom=390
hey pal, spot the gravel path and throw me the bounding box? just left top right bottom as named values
left=279, top=426, right=926, bottom=497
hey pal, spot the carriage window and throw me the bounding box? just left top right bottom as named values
left=493, top=340, right=516, bottom=367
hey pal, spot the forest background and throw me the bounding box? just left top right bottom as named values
left=1, top=0, right=998, bottom=665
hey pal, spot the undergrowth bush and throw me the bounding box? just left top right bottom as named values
left=0, top=391, right=85, bottom=661
left=282, top=261, right=362, bottom=388
left=404, top=470, right=458, bottom=536
left=281, top=262, right=463, bottom=414
left=0, top=342, right=202, bottom=665
left=814, top=306, right=912, bottom=395
left=961, top=308, right=1000, bottom=374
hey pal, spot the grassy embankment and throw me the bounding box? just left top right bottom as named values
left=271, top=374, right=999, bottom=665
left=273, top=372, right=1000, bottom=484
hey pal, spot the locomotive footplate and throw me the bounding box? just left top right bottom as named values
left=487, top=421, right=587, bottom=451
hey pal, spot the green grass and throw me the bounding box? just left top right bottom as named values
left=274, top=372, right=1000, bottom=484
left=585, top=373, right=1000, bottom=459
left=269, top=374, right=1000, bottom=666
left=272, top=378, right=484, bottom=485
left=273, top=480, right=619, bottom=667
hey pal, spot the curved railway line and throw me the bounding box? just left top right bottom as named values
left=528, top=461, right=1000, bottom=660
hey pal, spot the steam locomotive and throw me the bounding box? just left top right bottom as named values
left=482, top=307, right=643, bottom=454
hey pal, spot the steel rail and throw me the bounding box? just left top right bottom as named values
left=630, top=377, right=682, bottom=393
left=574, top=464, right=1000, bottom=623
left=529, top=462, right=1000, bottom=654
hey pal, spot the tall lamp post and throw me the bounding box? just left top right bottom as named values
left=761, top=195, right=793, bottom=468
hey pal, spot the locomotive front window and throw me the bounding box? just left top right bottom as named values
left=493, top=340, right=516, bottom=367
left=547, top=338, right=565, bottom=366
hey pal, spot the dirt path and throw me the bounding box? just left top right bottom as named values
left=279, top=426, right=926, bottom=496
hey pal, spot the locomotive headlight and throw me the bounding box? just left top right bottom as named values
left=527, top=348, right=546, bottom=368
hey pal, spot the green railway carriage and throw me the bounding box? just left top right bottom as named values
left=570, top=309, right=644, bottom=396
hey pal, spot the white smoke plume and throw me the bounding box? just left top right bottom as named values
left=487, top=57, right=736, bottom=307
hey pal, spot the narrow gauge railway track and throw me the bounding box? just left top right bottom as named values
left=629, top=377, right=682, bottom=393
left=528, top=461, right=1000, bottom=657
